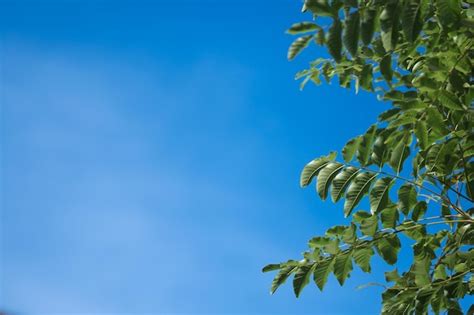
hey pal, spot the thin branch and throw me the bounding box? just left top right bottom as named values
left=346, top=163, right=472, bottom=219
left=338, top=217, right=471, bottom=250
left=427, top=174, right=473, bottom=203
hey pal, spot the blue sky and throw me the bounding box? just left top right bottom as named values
left=1, top=1, right=396, bottom=314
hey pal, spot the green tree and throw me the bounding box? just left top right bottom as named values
left=263, top=0, right=473, bottom=313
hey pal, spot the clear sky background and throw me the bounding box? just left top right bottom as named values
left=1, top=0, right=399, bottom=314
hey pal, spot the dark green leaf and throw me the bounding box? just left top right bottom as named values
left=357, top=125, right=377, bottom=166
left=402, top=1, right=422, bottom=42
left=397, top=184, right=417, bottom=216
left=317, top=162, right=344, bottom=200
left=300, top=152, right=337, bottom=187
left=376, top=234, right=401, bottom=265
left=415, top=120, right=429, bottom=150
left=370, top=177, right=394, bottom=214
left=380, top=54, right=393, bottom=83
left=360, top=8, right=376, bottom=46
left=263, top=263, right=281, bottom=273
left=413, top=257, right=431, bottom=286
left=327, top=19, right=343, bottom=62
left=380, top=2, right=400, bottom=51
left=342, top=136, right=362, bottom=162
left=380, top=205, right=398, bottom=229
left=359, top=64, right=373, bottom=91
left=293, top=264, right=315, bottom=297
left=271, top=265, right=297, bottom=294
left=378, top=108, right=401, bottom=122
left=389, top=133, right=410, bottom=174
left=343, top=11, right=360, bottom=57
left=334, top=251, right=353, bottom=285
left=412, top=201, right=427, bottom=222
left=313, top=257, right=335, bottom=291
left=353, top=247, right=374, bottom=273
left=344, top=172, right=377, bottom=217
left=438, top=90, right=464, bottom=111
left=331, top=166, right=360, bottom=202
left=436, top=0, right=461, bottom=28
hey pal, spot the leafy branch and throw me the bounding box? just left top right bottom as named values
left=265, top=0, right=473, bottom=313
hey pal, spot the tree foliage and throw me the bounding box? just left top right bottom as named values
left=264, top=0, right=474, bottom=313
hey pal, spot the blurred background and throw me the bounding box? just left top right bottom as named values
left=1, top=0, right=389, bottom=314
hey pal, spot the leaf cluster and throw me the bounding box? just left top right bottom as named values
left=265, top=0, right=474, bottom=313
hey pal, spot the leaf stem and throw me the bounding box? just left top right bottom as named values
left=346, top=163, right=472, bottom=219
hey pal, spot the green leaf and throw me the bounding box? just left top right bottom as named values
left=309, top=236, right=331, bottom=248
left=327, top=19, right=343, bottom=63
left=389, top=133, right=410, bottom=174
left=353, top=211, right=378, bottom=236
left=370, top=177, right=394, bottom=214
left=343, top=0, right=357, bottom=8
left=326, top=225, right=348, bottom=237
left=342, top=136, right=362, bottom=162
left=426, top=107, right=449, bottom=142
left=433, top=264, right=447, bottom=280
left=344, top=172, right=377, bottom=217
left=360, top=8, right=376, bottom=46
left=399, top=221, right=426, bottom=240
left=300, top=152, right=337, bottom=187
left=313, top=257, right=335, bottom=291
left=438, top=90, right=465, bottom=111
left=453, top=262, right=468, bottom=274
left=385, top=269, right=400, bottom=282
left=317, top=162, right=344, bottom=200
left=380, top=54, right=393, bottom=83
left=262, top=263, right=281, bottom=273
left=334, top=251, right=353, bottom=285
left=287, top=22, right=320, bottom=35
left=357, top=125, right=377, bottom=166
left=371, top=134, right=390, bottom=167
left=446, top=300, right=463, bottom=315
left=353, top=247, right=374, bottom=273
left=380, top=2, right=400, bottom=51
left=380, top=205, right=398, bottom=229
left=376, top=234, right=401, bottom=265
left=436, top=0, right=461, bottom=28
left=413, top=257, right=431, bottom=286
left=415, top=287, right=435, bottom=313
left=359, top=64, right=373, bottom=91
left=323, top=238, right=341, bottom=255
left=342, top=223, right=357, bottom=244
left=288, top=35, right=313, bottom=60
left=315, top=28, right=325, bottom=45
left=271, top=265, right=297, bottom=294
left=343, top=11, right=359, bottom=57
left=293, top=264, right=315, bottom=297
left=331, top=166, right=360, bottom=202
left=425, top=139, right=459, bottom=176
left=303, top=0, right=334, bottom=17
left=415, top=120, right=429, bottom=150
left=402, top=1, right=422, bottom=42
left=397, top=183, right=417, bottom=215
left=378, top=108, right=400, bottom=122
left=412, top=201, right=427, bottom=222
